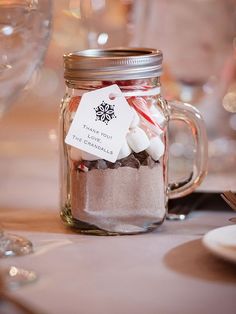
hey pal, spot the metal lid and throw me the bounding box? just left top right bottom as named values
left=63, top=48, right=163, bottom=81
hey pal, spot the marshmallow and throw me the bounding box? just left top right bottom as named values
left=70, top=147, right=82, bottom=161
left=149, top=105, right=166, bottom=125
left=129, top=107, right=140, bottom=129
left=117, top=140, right=132, bottom=159
left=146, top=136, right=165, bottom=161
left=140, top=121, right=156, bottom=138
left=81, top=151, right=100, bottom=161
left=126, top=127, right=150, bottom=153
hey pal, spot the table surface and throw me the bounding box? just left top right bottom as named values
left=0, top=207, right=236, bottom=314
left=0, top=104, right=236, bottom=314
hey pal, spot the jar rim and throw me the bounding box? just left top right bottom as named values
left=63, top=47, right=163, bottom=81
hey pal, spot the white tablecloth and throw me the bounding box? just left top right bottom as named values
left=0, top=103, right=236, bottom=314
left=1, top=207, right=236, bottom=314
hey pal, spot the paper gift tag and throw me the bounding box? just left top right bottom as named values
left=65, top=84, right=133, bottom=162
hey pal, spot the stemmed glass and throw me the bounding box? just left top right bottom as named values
left=73, top=0, right=132, bottom=48
left=131, top=0, right=236, bottom=104
left=131, top=0, right=236, bottom=178
left=0, top=0, right=52, bottom=257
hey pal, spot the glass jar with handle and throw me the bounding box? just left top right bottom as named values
left=60, top=48, right=208, bottom=235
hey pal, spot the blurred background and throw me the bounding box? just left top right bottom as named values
left=0, top=0, right=236, bottom=211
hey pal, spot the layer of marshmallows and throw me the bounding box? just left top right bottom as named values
left=69, top=97, right=166, bottom=163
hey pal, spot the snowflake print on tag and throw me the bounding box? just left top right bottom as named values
left=94, top=100, right=116, bottom=125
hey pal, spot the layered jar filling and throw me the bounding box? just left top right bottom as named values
left=60, top=79, right=168, bottom=234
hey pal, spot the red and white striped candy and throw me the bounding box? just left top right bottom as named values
left=78, top=163, right=89, bottom=172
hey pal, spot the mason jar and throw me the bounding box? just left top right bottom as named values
left=60, top=48, right=208, bottom=235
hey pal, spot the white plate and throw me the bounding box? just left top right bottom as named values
left=202, top=225, right=236, bottom=264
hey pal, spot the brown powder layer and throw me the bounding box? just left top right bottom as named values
left=71, top=164, right=165, bottom=233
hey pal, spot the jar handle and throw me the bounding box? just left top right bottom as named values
left=167, top=100, right=208, bottom=199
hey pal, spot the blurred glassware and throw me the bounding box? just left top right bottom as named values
left=0, top=0, right=52, bottom=256
left=0, top=0, right=52, bottom=117
left=223, top=39, right=236, bottom=113
left=0, top=268, right=40, bottom=314
left=1, top=266, right=37, bottom=290
left=0, top=228, right=33, bottom=257
left=131, top=0, right=236, bottom=104
left=130, top=0, right=236, bottom=181
left=68, top=0, right=133, bottom=49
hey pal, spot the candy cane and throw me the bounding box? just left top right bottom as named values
left=68, top=96, right=81, bottom=112
left=128, top=96, right=164, bottom=132
left=78, top=163, right=89, bottom=172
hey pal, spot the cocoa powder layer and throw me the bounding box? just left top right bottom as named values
left=71, top=164, right=165, bottom=233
